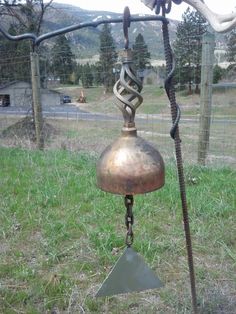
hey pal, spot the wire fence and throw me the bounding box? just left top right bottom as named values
left=0, top=104, right=235, bottom=168
left=0, top=46, right=235, bottom=168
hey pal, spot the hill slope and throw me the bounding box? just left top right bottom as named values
left=43, top=3, right=178, bottom=59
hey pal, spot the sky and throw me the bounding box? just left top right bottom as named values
left=54, top=0, right=236, bottom=21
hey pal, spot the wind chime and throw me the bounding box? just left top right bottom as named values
left=96, top=7, right=165, bottom=297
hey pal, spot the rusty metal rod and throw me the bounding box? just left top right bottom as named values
left=162, top=20, right=198, bottom=314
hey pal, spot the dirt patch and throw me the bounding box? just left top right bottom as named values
left=0, top=243, right=9, bottom=254
left=199, top=287, right=236, bottom=314
left=0, top=116, right=58, bottom=142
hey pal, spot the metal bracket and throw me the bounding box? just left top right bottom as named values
left=0, top=14, right=168, bottom=47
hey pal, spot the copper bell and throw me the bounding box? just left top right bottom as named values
left=96, top=48, right=165, bottom=195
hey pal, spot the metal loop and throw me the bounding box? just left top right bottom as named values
left=173, top=0, right=182, bottom=4
left=170, top=103, right=181, bottom=139
left=155, top=0, right=171, bottom=15
left=125, top=195, right=134, bottom=228
left=126, top=227, right=134, bottom=247
left=125, top=213, right=134, bottom=228
left=163, top=39, right=181, bottom=141
left=155, top=1, right=161, bottom=15
left=123, top=6, right=131, bottom=49
left=165, top=0, right=172, bottom=14
left=154, top=0, right=182, bottom=15
left=124, top=194, right=134, bottom=207
left=125, top=195, right=134, bottom=247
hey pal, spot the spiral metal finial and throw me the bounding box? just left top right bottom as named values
left=113, top=49, right=143, bottom=127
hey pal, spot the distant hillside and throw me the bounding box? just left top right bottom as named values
left=42, top=3, right=179, bottom=60
left=0, top=2, right=227, bottom=62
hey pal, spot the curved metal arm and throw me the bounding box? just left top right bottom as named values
left=141, top=0, right=236, bottom=32
left=0, top=15, right=168, bottom=46
left=0, top=27, right=37, bottom=43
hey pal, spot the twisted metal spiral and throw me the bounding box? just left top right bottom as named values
left=113, top=49, right=143, bottom=126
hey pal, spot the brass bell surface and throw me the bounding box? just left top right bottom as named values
left=97, top=46, right=165, bottom=195
left=97, top=127, right=165, bottom=195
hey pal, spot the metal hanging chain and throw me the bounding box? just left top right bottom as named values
left=124, top=195, right=134, bottom=247
left=161, top=15, right=198, bottom=314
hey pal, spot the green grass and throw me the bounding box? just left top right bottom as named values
left=0, top=147, right=235, bottom=313
left=1, top=113, right=235, bottom=168
left=54, top=85, right=236, bottom=118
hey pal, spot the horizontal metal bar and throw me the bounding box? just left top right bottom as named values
left=0, top=15, right=168, bottom=46
left=0, top=28, right=37, bottom=42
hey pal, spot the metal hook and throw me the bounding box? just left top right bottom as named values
left=123, top=6, right=131, bottom=49
left=155, top=0, right=172, bottom=15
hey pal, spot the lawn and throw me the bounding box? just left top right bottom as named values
left=55, top=85, right=236, bottom=117
left=0, top=147, right=235, bottom=313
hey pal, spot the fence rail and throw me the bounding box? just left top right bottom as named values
left=0, top=108, right=235, bottom=168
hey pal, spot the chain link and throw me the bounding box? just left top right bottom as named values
left=124, top=195, right=134, bottom=247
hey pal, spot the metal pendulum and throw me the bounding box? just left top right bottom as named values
left=96, top=7, right=164, bottom=297
left=96, top=195, right=163, bottom=297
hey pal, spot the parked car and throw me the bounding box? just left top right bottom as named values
left=62, top=95, right=71, bottom=103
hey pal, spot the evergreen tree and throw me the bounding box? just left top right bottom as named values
left=174, top=8, right=207, bottom=93
left=0, top=1, right=53, bottom=150
left=213, top=65, right=224, bottom=84
left=0, top=25, right=31, bottom=84
left=0, top=1, right=54, bottom=85
left=98, top=24, right=117, bottom=93
left=81, top=63, right=93, bottom=88
left=132, top=33, right=151, bottom=80
left=92, top=63, right=103, bottom=86
left=74, top=64, right=82, bottom=85
left=50, top=35, right=76, bottom=84
left=226, top=29, right=236, bottom=63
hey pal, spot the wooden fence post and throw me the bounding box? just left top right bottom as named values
left=197, top=32, right=215, bottom=165
left=30, top=51, right=44, bottom=150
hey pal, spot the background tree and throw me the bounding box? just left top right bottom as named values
left=0, top=0, right=54, bottom=150
left=98, top=24, right=117, bottom=93
left=81, top=63, right=93, bottom=88
left=0, top=1, right=53, bottom=85
left=0, top=0, right=53, bottom=35
left=174, top=7, right=207, bottom=94
left=225, top=29, right=236, bottom=64
left=73, top=63, right=82, bottom=85
left=213, top=64, right=224, bottom=84
left=132, top=33, right=151, bottom=81
left=0, top=27, right=29, bottom=83
left=92, top=62, right=103, bottom=86
left=50, top=35, right=76, bottom=85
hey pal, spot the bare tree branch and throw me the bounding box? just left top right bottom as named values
left=0, top=0, right=54, bottom=35
left=36, top=0, right=54, bottom=35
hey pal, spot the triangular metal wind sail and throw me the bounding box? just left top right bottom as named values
left=96, top=247, right=163, bottom=297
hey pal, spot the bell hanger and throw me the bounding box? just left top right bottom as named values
left=96, top=6, right=165, bottom=297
